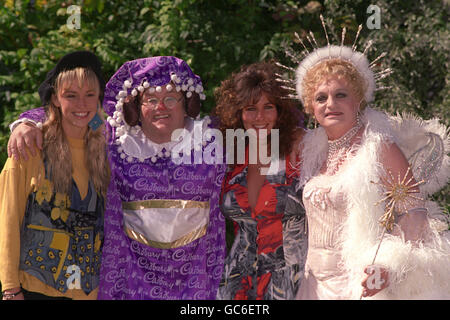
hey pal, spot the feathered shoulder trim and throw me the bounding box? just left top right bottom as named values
left=296, top=107, right=449, bottom=195
left=388, top=112, right=450, bottom=195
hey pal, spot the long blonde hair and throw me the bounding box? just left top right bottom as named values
left=42, top=67, right=109, bottom=197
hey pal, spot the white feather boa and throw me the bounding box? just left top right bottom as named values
left=297, top=107, right=450, bottom=299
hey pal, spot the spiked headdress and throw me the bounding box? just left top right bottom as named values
left=276, top=15, right=392, bottom=105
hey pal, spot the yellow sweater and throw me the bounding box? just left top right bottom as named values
left=0, top=136, right=97, bottom=299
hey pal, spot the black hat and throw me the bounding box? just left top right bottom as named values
left=38, top=51, right=106, bottom=105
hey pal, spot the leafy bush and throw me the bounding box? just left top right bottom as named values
left=0, top=0, right=448, bottom=214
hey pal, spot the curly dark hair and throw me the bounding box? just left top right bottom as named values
left=212, top=61, right=303, bottom=159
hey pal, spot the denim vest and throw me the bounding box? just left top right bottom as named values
left=19, top=165, right=104, bottom=295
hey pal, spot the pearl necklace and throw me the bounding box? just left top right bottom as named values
left=326, top=117, right=363, bottom=172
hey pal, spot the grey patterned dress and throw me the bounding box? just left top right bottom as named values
left=217, top=155, right=307, bottom=300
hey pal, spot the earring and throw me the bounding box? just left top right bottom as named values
left=88, top=102, right=103, bottom=131
left=89, top=113, right=103, bottom=131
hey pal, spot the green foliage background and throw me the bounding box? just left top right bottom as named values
left=0, top=0, right=448, bottom=220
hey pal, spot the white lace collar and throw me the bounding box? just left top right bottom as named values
left=114, top=116, right=214, bottom=163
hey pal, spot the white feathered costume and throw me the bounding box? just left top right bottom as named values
left=296, top=106, right=450, bottom=299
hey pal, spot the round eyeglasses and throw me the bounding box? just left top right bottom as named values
left=143, top=96, right=183, bottom=109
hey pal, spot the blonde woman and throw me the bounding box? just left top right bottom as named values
left=0, top=51, right=109, bottom=300
left=286, top=24, right=450, bottom=299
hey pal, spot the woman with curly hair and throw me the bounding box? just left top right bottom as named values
left=213, top=61, right=307, bottom=300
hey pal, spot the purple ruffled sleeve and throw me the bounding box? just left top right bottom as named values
left=17, top=107, right=46, bottom=123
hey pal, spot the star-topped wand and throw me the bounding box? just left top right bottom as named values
left=360, top=166, right=424, bottom=299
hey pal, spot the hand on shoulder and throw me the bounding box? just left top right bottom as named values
left=7, top=122, right=43, bottom=162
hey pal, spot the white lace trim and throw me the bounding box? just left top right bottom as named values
left=114, top=116, right=215, bottom=163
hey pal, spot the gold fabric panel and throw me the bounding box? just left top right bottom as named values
left=124, top=224, right=208, bottom=249
left=122, top=199, right=210, bottom=210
